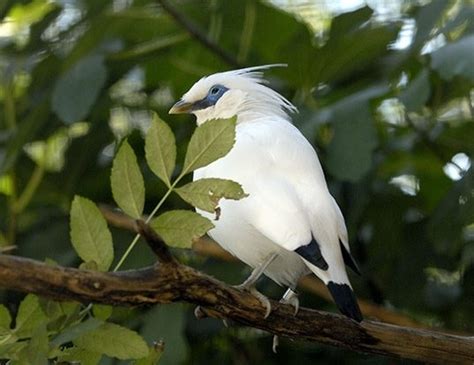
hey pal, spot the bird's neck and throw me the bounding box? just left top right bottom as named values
left=195, top=110, right=291, bottom=126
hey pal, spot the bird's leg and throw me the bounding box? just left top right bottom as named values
left=235, top=253, right=278, bottom=290
left=273, top=288, right=299, bottom=353
left=195, top=253, right=278, bottom=322
left=234, top=253, right=278, bottom=318
left=281, top=287, right=299, bottom=315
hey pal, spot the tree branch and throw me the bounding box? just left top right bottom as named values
left=0, top=251, right=473, bottom=364
left=136, top=219, right=176, bottom=265
left=99, top=204, right=432, bottom=329
left=156, top=0, right=242, bottom=68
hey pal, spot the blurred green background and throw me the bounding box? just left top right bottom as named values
left=0, top=0, right=473, bottom=363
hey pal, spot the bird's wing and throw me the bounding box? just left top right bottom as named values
left=331, top=197, right=361, bottom=275
left=236, top=119, right=339, bottom=264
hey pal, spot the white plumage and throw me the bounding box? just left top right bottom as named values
left=170, top=65, right=362, bottom=324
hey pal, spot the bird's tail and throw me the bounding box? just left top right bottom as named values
left=303, top=261, right=363, bottom=322
left=326, top=281, right=362, bottom=322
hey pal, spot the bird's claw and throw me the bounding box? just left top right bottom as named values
left=234, top=284, right=272, bottom=319
left=272, top=335, right=279, bottom=353
left=281, top=288, right=299, bottom=316
left=249, top=287, right=272, bottom=319
left=194, top=305, right=207, bottom=319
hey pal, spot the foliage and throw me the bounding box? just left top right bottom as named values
left=0, top=0, right=473, bottom=363
left=0, top=112, right=242, bottom=362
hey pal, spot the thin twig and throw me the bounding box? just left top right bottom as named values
left=405, top=112, right=464, bottom=174
left=136, top=219, right=176, bottom=265
left=156, top=0, right=242, bottom=68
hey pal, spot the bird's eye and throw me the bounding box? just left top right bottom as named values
left=210, top=87, right=220, bottom=95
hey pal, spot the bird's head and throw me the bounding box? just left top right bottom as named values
left=169, top=64, right=297, bottom=125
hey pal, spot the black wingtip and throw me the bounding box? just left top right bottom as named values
left=327, top=282, right=363, bottom=322
left=295, top=238, right=329, bottom=271
left=340, top=240, right=361, bottom=276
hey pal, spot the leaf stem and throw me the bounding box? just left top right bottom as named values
left=112, top=173, right=185, bottom=272
left=7, top=175, right=17, bottom=245
left=13, top=162, right=46, bottom=214
left=4, top=81, right=16, bottom=129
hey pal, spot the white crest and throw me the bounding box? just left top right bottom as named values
left=181, top=64, right=297, bottom=124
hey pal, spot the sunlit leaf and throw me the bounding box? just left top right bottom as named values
left=111, top=140, right=145, bottom=219
left=0, top=175, right=14, bottom=196
left=151, top=210, right=214, bottom=248
left=133, top=342, right=163, bottom=365
left=145, top=113, right=176, bottom=187
left=24, top=324, right=48, bottom=365
left=182, top=117, right=236, bottom=175
left=70, top=196, right=114, bottom=271
left=75, top=322, right=149, bottom=360
left=57, top=346, right=102, bottom=365
left=14, top=294, right=48, bottom=338
left=92, top=304, right=113, bottom=320
left=0, top=305, right=11, bottom=334
left=176, top=178, right=247, bottom=213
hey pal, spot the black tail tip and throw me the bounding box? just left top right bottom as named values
left=327, top=282, right=363, bottom=322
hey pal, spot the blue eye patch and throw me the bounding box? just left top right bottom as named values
left=192, top=84, right=229, bottom=111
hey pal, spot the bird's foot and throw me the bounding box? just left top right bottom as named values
left=281, top=288, right=299, bottom=316
left=272, top=288, right=299, bottom=353
left=234, top=284, right=272, bottom=319
left=194, top=305, right=207, bottom=319
left=195, top=305, right=230, bottom=327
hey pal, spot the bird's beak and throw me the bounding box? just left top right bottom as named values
left=169, top=99, right=193, bottom=114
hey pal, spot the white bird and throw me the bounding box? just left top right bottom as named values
left=169, top=65, right=362, bottom=327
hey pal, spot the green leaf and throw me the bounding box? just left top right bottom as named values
left=412, top=0, right=449, bottom=48
left=14, top=294, right=48, bottom=338
left=140, top=305, right=187, bottom=365
left=329, top=6, right=373, bottom=39
left=70, top=196, right=114, bottom=271
left=0, top=342, right=27, bottom=359
left=44, top=301, right=81, bottom=333
left=429, top=169, right=474, bottom=254
left=431, top=34, right=474, bottom=81
left=24, top=325, right=48, bottom=365
left=399, top=69, right=431, bottom=112
left=52, top=54, right=107, bottom=124
left=145, top=113, right=176, bottom=187
left=310, top=24, right=398, bottom=85
left=325, top=85, right=384, bottom=181
left=50, top=317, right=102, bottom=347
left=92, top=304, right=113, bottom=320
left=176, top=178, right=247, bottom=213
left=0, top=305, right=11, bottom=332
left=75, top=322, right=149, bottom=360
left=111, top=140, right=145, bottom=219
left=58, top=346, right=102, bottom=365
left=134, top=342, right=163, bottom=365
left=151, top=210, right=214, bottom=248
left=182, top=117, right=237, bottom=175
